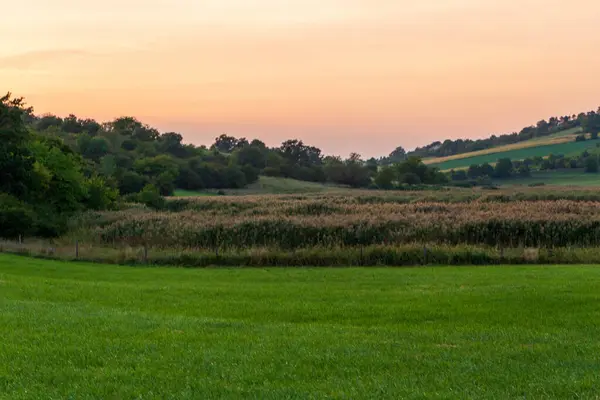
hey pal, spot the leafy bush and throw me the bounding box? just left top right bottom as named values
left=85, top=176, right=119, bottom=210
left=137, top=185, right=167, bottom=210
left=0, top=194, right=35, bottom=238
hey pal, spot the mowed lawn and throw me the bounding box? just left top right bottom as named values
left=3, top=256, right=600, bottom=398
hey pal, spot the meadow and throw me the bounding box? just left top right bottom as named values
left=174, top=176, right=343, bottom=197
left=2, top=254, right=600, bottom=399
left=496, top=170, right=600, bottom=187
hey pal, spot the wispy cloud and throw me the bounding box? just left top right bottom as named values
left=0, top=50, right=87, bottom=70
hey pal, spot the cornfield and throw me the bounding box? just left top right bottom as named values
left=73, top=188, right=600, bottom=250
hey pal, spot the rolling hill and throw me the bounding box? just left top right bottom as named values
left=424, top=128, right=599, bottom=171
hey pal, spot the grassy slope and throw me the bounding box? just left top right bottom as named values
left=431, top=138, right=599, bottom=171
left=496, top=170, right=600, bottom=186
left=174, top=176, right=339, bottom=197
left=3, top=255, right=600, bottom=398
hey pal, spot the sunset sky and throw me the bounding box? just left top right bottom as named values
left=3, top=0, right=600, bottom=157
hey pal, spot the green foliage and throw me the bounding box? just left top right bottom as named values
left=212, top=134, right=247, bottom=153
left=85, top=176, right=118, bottom=210
left=118, top=171, right=147, bottom=195
left=374, top=166, right=396, bottom=189
left=0, top=93, right=34, bottom=198
left=583, top=111, right=600, bottom=136
left=450, top=169, right=468, bottom=181
left=0, top=93, right=118, bottom=238
left=400, top=172, right=421, bottom=185
left=323, top=154, right=371, bottom=188
left=134, top=155, right=179, bottom=195
left=136, top=184, right=167, bottom=210
left=585, top=157, right=598, bottom=173
left=380, top=146, right=407, bottom=165
left=494, top=158, right=513, bottom=178
left=99, top=155, right=117, bottom=177
left=28, top=135, right=88, bottom=213
left=230, top=143, right=267, bottom=169
left=83, top=136, right=110, bottom=160
left=224, top=165, right=248, bottom=188
left=0, top=194, right=35, bottom=238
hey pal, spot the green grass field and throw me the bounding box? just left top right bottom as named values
left=3, top=254, right=600, bottom=398
left=172, top=189, right=217, bottom=197
left=496, top=170, right=600, bottom=187
left=174, top=176, right=339, bottom=197
left=431, top=138, right=599, bottom=171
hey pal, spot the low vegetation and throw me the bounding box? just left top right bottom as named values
left=3, top=187, right=600, bottom=266
left=496, top=170, right=600, bottom=186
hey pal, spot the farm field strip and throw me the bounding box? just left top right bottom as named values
left=422, top=127, right=584, bottom=166
left=427, top=136, right=597, bottom=171
left=423, top=134, right=576, bottom=165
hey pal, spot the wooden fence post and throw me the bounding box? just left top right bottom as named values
left=75, top=240, right=79, bottom=259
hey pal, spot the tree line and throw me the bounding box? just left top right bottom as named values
left=1, top=94, right=118, bottom=237
left=1, top=93, right=451, bottom=238
left=20, top=95, right=454, bottom=194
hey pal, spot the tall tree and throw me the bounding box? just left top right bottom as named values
left=0, top=93, right=34, bottom=198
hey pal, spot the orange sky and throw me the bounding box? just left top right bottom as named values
left=2, top=0, right=600, bottom=157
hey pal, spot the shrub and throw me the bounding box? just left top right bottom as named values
left=137, top=185, right=167, bottom=210
left=585, top=157, right=599, bottom=173
left=85, top=176, right=119, bottom=210
left=0, top=193, right=35, bottom=238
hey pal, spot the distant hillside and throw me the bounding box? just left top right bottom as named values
left=423, top=127, right=580, bottom=165
left=427, top=128, right=599, bottom=171
left=406, top=109, right=599, bottom=161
